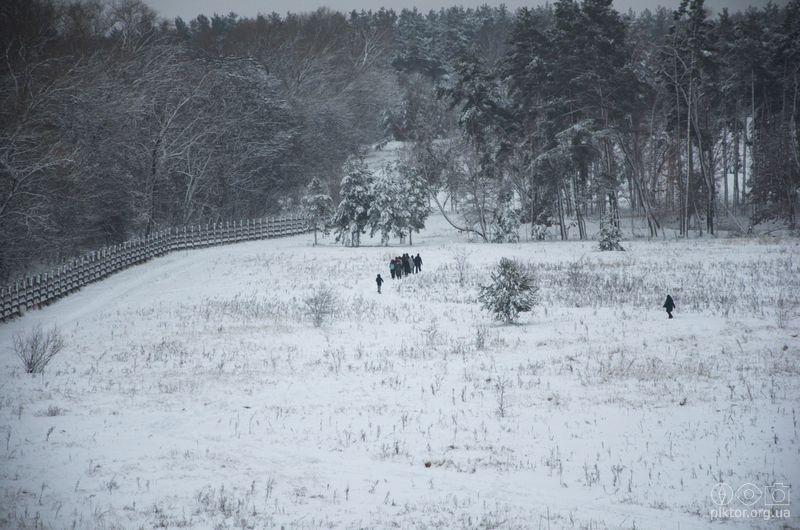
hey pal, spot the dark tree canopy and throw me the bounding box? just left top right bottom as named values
left=1, top=0, right=797, bottom=280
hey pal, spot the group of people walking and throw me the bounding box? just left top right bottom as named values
left=376, top=252, right=422, bottom=293
left=389, top=253, right=421, bottom=279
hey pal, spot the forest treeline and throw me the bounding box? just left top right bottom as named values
left=1, top=0, right=798, bottom=278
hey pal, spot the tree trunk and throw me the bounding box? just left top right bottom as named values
left=706, top=145, right=715, bottom=235
left=617, top=136, right=659, bottom=237
left=572, top=171, right=586, bottom=240
left=733, top=115, right=740, bottom=213
left=742, top=117, right=747, bottom=211
left=556, top=186, right=567, bottom=240
left=689, top=100, right=714, bottom=235
left=686, top=91, right=692, bottom=237
left=723, top=127, right=728, bottom=213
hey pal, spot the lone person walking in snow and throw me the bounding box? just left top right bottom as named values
left=376, top=274, right=384, bottom=294
left=663, top=294, right=675, bottom=319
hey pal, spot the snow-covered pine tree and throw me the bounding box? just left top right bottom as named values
left=489, top=198, right=521, bottom=243
left=401, top=164, right=431, bottom=245
left=301, top=177, right=333, bottom=246
left=598, top=213, right=624, bottom=251
left=369, top=163, right=405, bottom=245
left=332, top=156, right=374, bottom=247
left=393, top=8, right=445, bottom=79
left=368, top=162, right=430, bottom=245
left=438, top=53, right=522, bottom=243
left=478, top=258, right=539, bottom=323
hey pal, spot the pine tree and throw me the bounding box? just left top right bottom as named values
left=598, top=213, right=624, bottom=251
left=369, top=165, right=407, bottom=245
left=438, top=52, right=520, bottom=243
left=489, top=199, right=521, bottom=243
left=745, top=2, right=800, bottom=228
left=478, top=258, right=539, bottom=323
left=368, top=162, right=429, bottom=245
left=301, top=177, right=333, bottom=246
left=393, top=8, right=444, bottom=78
left=504, top=1, right=634, bottom=240
left=332, top=156, right=374, bottom=247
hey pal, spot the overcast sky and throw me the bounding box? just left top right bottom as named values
left=144, top=0, right=789, bottom=20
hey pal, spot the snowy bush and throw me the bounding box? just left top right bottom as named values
left=14, top=324, right=65, bottom=374
left=531, top=224, right=549, bottom=240
left=452, top=248, right=472, bottom=286
left=478, top=258, right=539, bottom=324
left=598, top=214, right=624, bottom=251
left=565, top=257, right=591, bottom=294
left=488, top=204, right=521, bottom=243
left=304, top=285, right=338, bottom=327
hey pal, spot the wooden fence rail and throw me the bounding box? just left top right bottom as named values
left=1, top=215, right=308, bottom=322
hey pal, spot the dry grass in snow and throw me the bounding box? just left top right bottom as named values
left=0, top=215, right=798, bottom=529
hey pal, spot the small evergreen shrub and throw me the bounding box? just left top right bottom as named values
left=598, top=214, right=624, bottom=251
left=478, top=258, right=539, bottom=324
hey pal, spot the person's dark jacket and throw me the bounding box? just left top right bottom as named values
left=663, top=295, right=675, bottom=311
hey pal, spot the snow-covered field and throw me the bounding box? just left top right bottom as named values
left=1, top=214, right=799, bottom=528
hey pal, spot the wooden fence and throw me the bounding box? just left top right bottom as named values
left=0, top=215, right=308, bottom=322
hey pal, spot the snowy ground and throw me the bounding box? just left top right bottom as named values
left=1, top=210, right=798, bottom=530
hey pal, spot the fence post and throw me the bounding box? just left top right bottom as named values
left=15, top=281, right=21, bottom=317
left=33, top=274, right=40, bottom=306
left=41, top=272, right=48, bottom=304
left=0, top=286, right=7, bottom=320
left=24, top=276, right=32, bottom=309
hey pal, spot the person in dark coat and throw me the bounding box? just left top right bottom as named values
left=376, top=274, right=384, bottom=293
left=413, top=253, right=422, bottom=273
left=389, top=259, right=396, bottom=279
left=402, top=254, right=411, bottom=276
left=663, top=294, right=675, bottom=319
left=395, top=257, right=403, bottom=278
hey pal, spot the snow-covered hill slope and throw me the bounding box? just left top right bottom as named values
left=1, top=209, right=799, bottom=529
